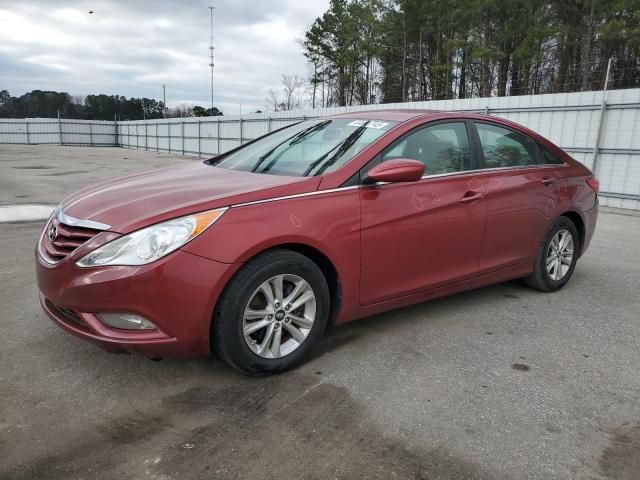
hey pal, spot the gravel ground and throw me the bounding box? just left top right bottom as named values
left=0, top=145, right=639, bottom=480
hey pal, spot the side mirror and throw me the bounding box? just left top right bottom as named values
left=365, top=159, right=425, bottom=184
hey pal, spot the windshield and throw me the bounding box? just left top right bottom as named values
left=210, top=118, right=398, bottom=177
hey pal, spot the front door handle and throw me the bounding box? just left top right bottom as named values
left=541, top=176, right=555, bottom=186
left=459, top=191, right=484, bottom=203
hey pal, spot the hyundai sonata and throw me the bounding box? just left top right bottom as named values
left=36, top=110, right=598, bottom=374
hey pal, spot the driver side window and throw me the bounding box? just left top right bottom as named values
left=382, top=122, right=471, bottom=175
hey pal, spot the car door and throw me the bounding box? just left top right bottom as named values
left=359, top=121, right=487, bottom=305
left=471, top=121, right=565, bottom=274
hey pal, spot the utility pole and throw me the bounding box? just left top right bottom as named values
left=208, top=6, right=215, bottom=112
left=162, top=84, right=167, bottom=118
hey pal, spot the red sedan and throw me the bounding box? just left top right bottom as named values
left=36, top=110, right=599, bottom=374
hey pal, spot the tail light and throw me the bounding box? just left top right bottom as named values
left=586, top=177, right=600, bottom=193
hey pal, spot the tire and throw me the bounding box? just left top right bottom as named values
left=524, top=216, right=580, bottom=292
left=212, top=249, right=330, bottom=375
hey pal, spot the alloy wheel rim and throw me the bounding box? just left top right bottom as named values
left=546, top=229, right=574, bottom=281
left=242, top=274, right=316, bottom=359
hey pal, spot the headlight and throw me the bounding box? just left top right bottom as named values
left=76, top=208, right=227, bottom=267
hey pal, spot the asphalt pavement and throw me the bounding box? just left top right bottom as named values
left=1, top=144, right=639, bottom=480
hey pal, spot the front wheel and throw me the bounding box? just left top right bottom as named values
left=525, top=216, right=580, bottom=292
left=212, top=249, right=329, bottom=375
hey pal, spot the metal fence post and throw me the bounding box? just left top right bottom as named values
left=591, top=57, right=613, bottom=176
left=168, top=122, right=171, bottom=153
left=25, top=121, right=30, bottom=144
left=197, top=120, right=201, bottom=157
left=591, top=101, right=608, bottom=175
left=114, top=115, right=119, bottom=147
left=89, top=123, right=94, bottom=146
left=58, top=114, right=63, bottom=145
left=267, top=116, right=272, bottom=132
left=156, top=123, right=159, bottom=153
left=216, top=120, right=221, bottom=155
left=239, top=117, right=243, bottom=146
left=144, top=121, right=148, bottom=150
left=181, top=120, right=185, bottom=155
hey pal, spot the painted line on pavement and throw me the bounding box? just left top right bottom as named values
left=0, top=204, right=56, bottom=223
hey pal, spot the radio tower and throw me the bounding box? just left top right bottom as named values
left=208, top=6, right=215, bottom=112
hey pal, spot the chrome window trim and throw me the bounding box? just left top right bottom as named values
left=384, top=163, right=568, bottom=185
left=57, top=210, right=111, bottom=231
left=428, top=162, right=566, bottom=178
left=231, top=163, right=568, bottom=207
left=231, top=186, right=360, bottom=208
left=465, top=163, right=568, bottom=174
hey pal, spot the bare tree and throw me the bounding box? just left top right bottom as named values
left=72, top=95, right=85, bottom=106
left=266, top=88, right=282, bottom=111
left=266, top=74, right=307, bottom=111
left=166, top=104, right=194, bottom=118
left=281, top=74, right=304, bottom=110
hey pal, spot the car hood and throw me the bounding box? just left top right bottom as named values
left=62, top=162, right=320, bottom=233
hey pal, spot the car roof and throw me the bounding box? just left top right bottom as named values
left=327, top=109, right=522, bottom=130
left=327, top=109, right=440, bottom=122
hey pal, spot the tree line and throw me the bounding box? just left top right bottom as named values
left=0, top=89, right=223, bottom=120
left=302, top=0, right=640, bottom=107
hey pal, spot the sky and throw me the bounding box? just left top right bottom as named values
left=0, top=0, right=329, bottom=114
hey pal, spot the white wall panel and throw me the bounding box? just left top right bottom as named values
left=2, top=88, right=639, bottom=209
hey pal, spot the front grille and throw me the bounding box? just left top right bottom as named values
left=41, top=218, right=100, bottom=263
left=46, top=300, right=87, bottom=329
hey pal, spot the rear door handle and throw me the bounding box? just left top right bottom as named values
left=459, top=191, right=484, bottom=203
left=541, top=176, right=555, bottom=186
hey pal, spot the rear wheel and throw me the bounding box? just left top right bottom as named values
left=525, top=216, right=580, bottom=292
left=212, top=249, right=329, bottom=375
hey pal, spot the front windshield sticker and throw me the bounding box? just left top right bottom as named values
left=348, top=120, right=389, bottom=129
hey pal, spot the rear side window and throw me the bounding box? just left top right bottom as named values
left=382, top=122, right=471, bottom=175
left=541, top=147, right=565, bottom=165
left=476, top=123, right=539, bottom=168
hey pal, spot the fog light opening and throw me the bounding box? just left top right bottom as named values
left=98, top=313, right=157, bottom=330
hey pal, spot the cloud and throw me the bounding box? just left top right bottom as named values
left=0, top=0, right=328, bottom=114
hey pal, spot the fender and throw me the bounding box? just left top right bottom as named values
left=181, top=187, right=363, bottom=322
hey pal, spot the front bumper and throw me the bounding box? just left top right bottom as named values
left=36, top=247, right=240, bottom=358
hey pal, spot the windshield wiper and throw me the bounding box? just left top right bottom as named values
left=251, top=120, right=332, bottom=173
left=288, top=120, right=331, bottom=146
left=303, top=123, right=369, bottom=176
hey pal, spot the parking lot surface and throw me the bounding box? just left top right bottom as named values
left=1, top=145, right=639, bottom=480
left=0, top=144, right=195, bottom=206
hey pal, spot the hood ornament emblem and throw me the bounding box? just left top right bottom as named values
left=48, top=223, right=58, bottom=242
